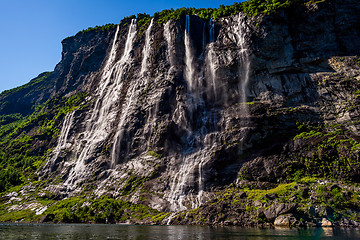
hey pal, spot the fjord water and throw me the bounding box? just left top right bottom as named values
left=0, top=224, right=359, bottom=240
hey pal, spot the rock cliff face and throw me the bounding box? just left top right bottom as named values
left=1, top=0, right=360, bottom=226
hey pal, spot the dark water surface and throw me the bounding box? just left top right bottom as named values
left=0, top=224, right=359, bottom=240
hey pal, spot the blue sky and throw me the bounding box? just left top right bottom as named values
left=0, top=0, right=240, bottom=93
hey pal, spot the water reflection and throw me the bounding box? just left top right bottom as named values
left=0, top=224, right=359, bottom=240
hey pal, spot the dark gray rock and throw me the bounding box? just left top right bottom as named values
left=264, top=203, right=297, bottom=221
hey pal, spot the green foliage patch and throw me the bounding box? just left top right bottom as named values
left=67, top=0, right=326, bottom=40
left=42, top=196, right=159, bottom=223
left=0, top=92, right=88, bottom=193
left=286, top=122, right=360, bottom=182
left=0, top=72, right=53, bottom=99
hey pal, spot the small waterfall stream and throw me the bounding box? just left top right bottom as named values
left=184, top=15, right=196, bottom=92
left=57, top=111, right=75, bottom=151
left=205, top=19, right=218, bottom=102
left=164, top=21, right=175, bottom=67
left=46, top=111, right=75, bottom=172
left=236, top=18, right=250, bottom=117
left=140, top=19, right=154, bottom=76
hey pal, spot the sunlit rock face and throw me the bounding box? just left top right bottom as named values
left=26, top=0, right=360, bottom=212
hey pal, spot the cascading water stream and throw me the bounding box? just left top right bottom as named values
left=168, top=16, right=252, bottom=212
left=167, top=15, right=199, bottom=211
left=111, top=19, right=155, bottom=166
left=209, top=19, right=215, bottom=43
left=236, top=19, right=250, bottom=117
left=205, top=19, right=218, bottom=102
left=202, top=22, right=206, bottom=51
left=168, top=16, right=217, bottom=211
left=140, top=19, right=154, bottom=77
left=57, top=111, right=75, bottom=150
left=184, top=15, right=196, bottom=93
left=64, top=20, right=138, bottom=187
left=234, top=16, right=251, bottom=153
left=46, top=111, right=75, bottom=172
left=164, top=21, right=175, bottom=67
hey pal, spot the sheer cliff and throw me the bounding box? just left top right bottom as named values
left=1, top=0, right=360, bottom=227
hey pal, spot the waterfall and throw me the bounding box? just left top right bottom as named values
left=168, top=16, right=216, bottom=211
left=112, top=18, right=153, bottom=166
left=64, top=20, right=138, bottom=187
left=184, top=15, right=196, bottom=92
left=167, top=15, right=198, bottom=211
left=202, top=22, right=206, bottom=50
left=46, top=111, right=75, bottom=172
left=56, top=111, right=75, bottom=151
left=209, top=19, right=215, bottom=43
left=168, top=149, right=213, bottom=211
left=234, top=16, right=251, bottom=155
left=205, top=19, right=218, bottom=102
left=236, top=18, right=250, bottom=118
left=164, top=21, right=174, bottom=66
left=140, top=18, right=154, bottom=76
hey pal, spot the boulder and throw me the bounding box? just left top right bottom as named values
left=264, top=203, right=297, bottom=221
left=321, top=218, right=332, bottom=227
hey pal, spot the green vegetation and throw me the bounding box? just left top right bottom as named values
left=120, top=175, right=150, bottom=195
left=286, top=122, right=360, bottom=181
left=243, top=182, right=297, bottom=201
left=151, top=212, right=171, bottom=222
left=137, top=13, right=152, bottom=36
left=42, top=196, right=159, bottom=223
left=0, top=72, right=53, bottom=99
left=0, top=209, right=40, bottom=223
left=0, top=92, right=88, bottom=193
left=67, top=0, right=328, bottom=40
left=77, top=24, right=118, bottom=35
left=168, top=177, right=360, bottom=225
left=148, top=150, right=162, bottom=159
left=0, top=196, right=159, bottom=223
left=153, top=0, right=316, bottom=23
